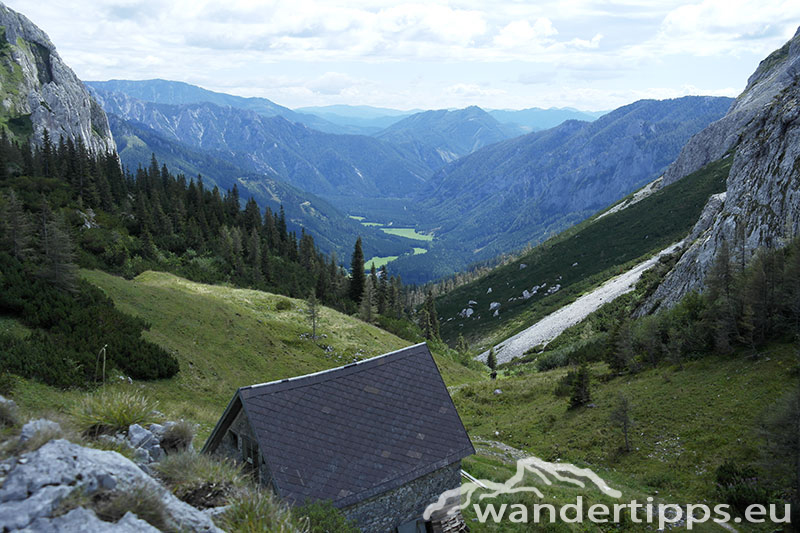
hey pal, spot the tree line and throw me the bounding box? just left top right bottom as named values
left=0, top=131, right=419, bottom=387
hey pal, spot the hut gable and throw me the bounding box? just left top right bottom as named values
left=203, top=342, right=473, bottom=529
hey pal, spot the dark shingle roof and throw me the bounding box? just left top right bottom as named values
left=205, top=343, right=473, bottom=508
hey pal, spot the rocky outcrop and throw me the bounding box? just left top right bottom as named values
left=661, top=29, right=800, bottom=187
left=0, top=439, right=222, bottom=532
left=0, top=2, right=115, bottom=155
left=642, top=28, right=800, bottom=311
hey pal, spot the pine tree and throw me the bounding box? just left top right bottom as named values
left=349, top=237, right=365, bottom=304
left=377, top=266, right=388, bottom=315
left=487, top=347, right=497, bottom=379
left=1, top=190, right=33, bottom=260
left=248, top=228, right=262, bottom=285
left=569, top=364, right=591, bottom=409
left=359, top=280, right=376, bottom=323
left=610, top=394, right=633, bottom=452
left=421, top=290, right=440, bottom=340
left=37, top=206, right=78, bottom=292
left=242, top=197, right=261, bottom=233
left=306, top=291, right=320, bottom=339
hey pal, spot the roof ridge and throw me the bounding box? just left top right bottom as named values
left=241, top=342, right=427, bottom=393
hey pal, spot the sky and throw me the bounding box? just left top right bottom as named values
left=6, top=0, right=800, bottom=111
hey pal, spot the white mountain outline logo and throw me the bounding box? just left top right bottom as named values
left=423, top=455, right=622, bottom=521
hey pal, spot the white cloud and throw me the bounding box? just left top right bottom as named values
left=493, top=18, right=557, bottom=49
left=633, top=0, right=800, bottom=57
left=4, top=0, right=798, bottom=110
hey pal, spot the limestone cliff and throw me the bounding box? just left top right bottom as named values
left=640, top=28, right=800, bottom=314
left=0, top=2, right=115, bottom=155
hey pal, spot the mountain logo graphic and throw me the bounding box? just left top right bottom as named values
left=423, top=455, right=622, bottom=521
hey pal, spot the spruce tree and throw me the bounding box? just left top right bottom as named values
left=610, top=395, right=633, bottom=452
left=306, top=291, right=320, bottom=339
left=1, top=190, right=32, bottom=260
left=487, top=347, right=497, bottom=379
left=349, top=237, right=365, bottom=304
left=37, top=207, right=78, bottom=292
left=569, top=364, right=591, bottom=409
left=422, top=290, right=440, bottom=340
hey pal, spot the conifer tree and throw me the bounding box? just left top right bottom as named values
left=610, top=395, right=633, bottom=452
left=569, top=364, right=591, bottom=409
left=487, top=347, right=497, bottom=379
left=1, top=190, right=32, bottom=260
left=37, top=206, right=78, bottom=292
left=306, top=291, right=320, bottom=339
left=349, top=237, right=365, bottom=304
left=359, top=280, right=376, bottom=323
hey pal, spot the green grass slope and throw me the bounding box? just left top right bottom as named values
left=12, top=270, right=479, bottom=442
left=438, top=156, right=732, bottom=350
left=452, top=344, right=798, bottom=527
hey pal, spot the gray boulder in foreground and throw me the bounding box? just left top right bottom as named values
left=0, top=439, right=222, bottom=532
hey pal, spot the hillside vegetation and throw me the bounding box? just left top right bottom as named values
left=454, top=344, right=798, bottom=532
left=437, top=156, right=731, bottom=349
left=10, top=270, right=481, bottom=443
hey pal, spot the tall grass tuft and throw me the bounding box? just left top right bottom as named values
left=93, top=483, right=173, bottom=532
left=216, top=489, right=304, bottom=533
left=161, top=420, right=195, bottom=453
left=153, top=451, right=244, bottom=507
left=72, top=390, right=159, bottom=436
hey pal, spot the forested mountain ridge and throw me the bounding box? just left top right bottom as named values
left=373, top=106, right=525, bottom=167
left=0, top=3, right=114, bottom=155
left=85, top=78, right=349, bottom=134
left=388, top=95, right=733, bottom=282
left=488, top=106, right=605, bottom=131
left=89, top=88, right=434, bottom=203
left=106, top=113, right=413, bottom=261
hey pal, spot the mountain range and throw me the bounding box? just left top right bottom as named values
left=90, top=80, right=731, bottom=282
left=390, top=95, right=733, bottom=282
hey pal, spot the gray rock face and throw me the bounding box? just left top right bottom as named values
left=27, top=507, right=160, bottom=533
left=0, top=439, right=222, bottom=532
left=661, top=28, right=800, bottom=187
left=0, top=3, right=115, bottom=155
left=643, top=27, right=800, bottom=311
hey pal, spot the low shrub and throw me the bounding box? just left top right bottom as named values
left=275, top=299, right=293, bottom=311
left=715, top=460, right=774, bottom=516
left=0, top=371, right=17, bottom=396
left=72, top=390, right=159, bottom=436
left=553, top=370, right=576, bottom=397
left=537, top=349, right=571, bottom=372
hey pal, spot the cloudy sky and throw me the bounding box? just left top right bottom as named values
left=7, top=0, right=800, bottom=111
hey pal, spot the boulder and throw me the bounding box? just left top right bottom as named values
left=19, top=419, right=62, bottom=445
left=27, top=507, right=160, bottom=533
left=0, top=439, right=222, bottom=532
